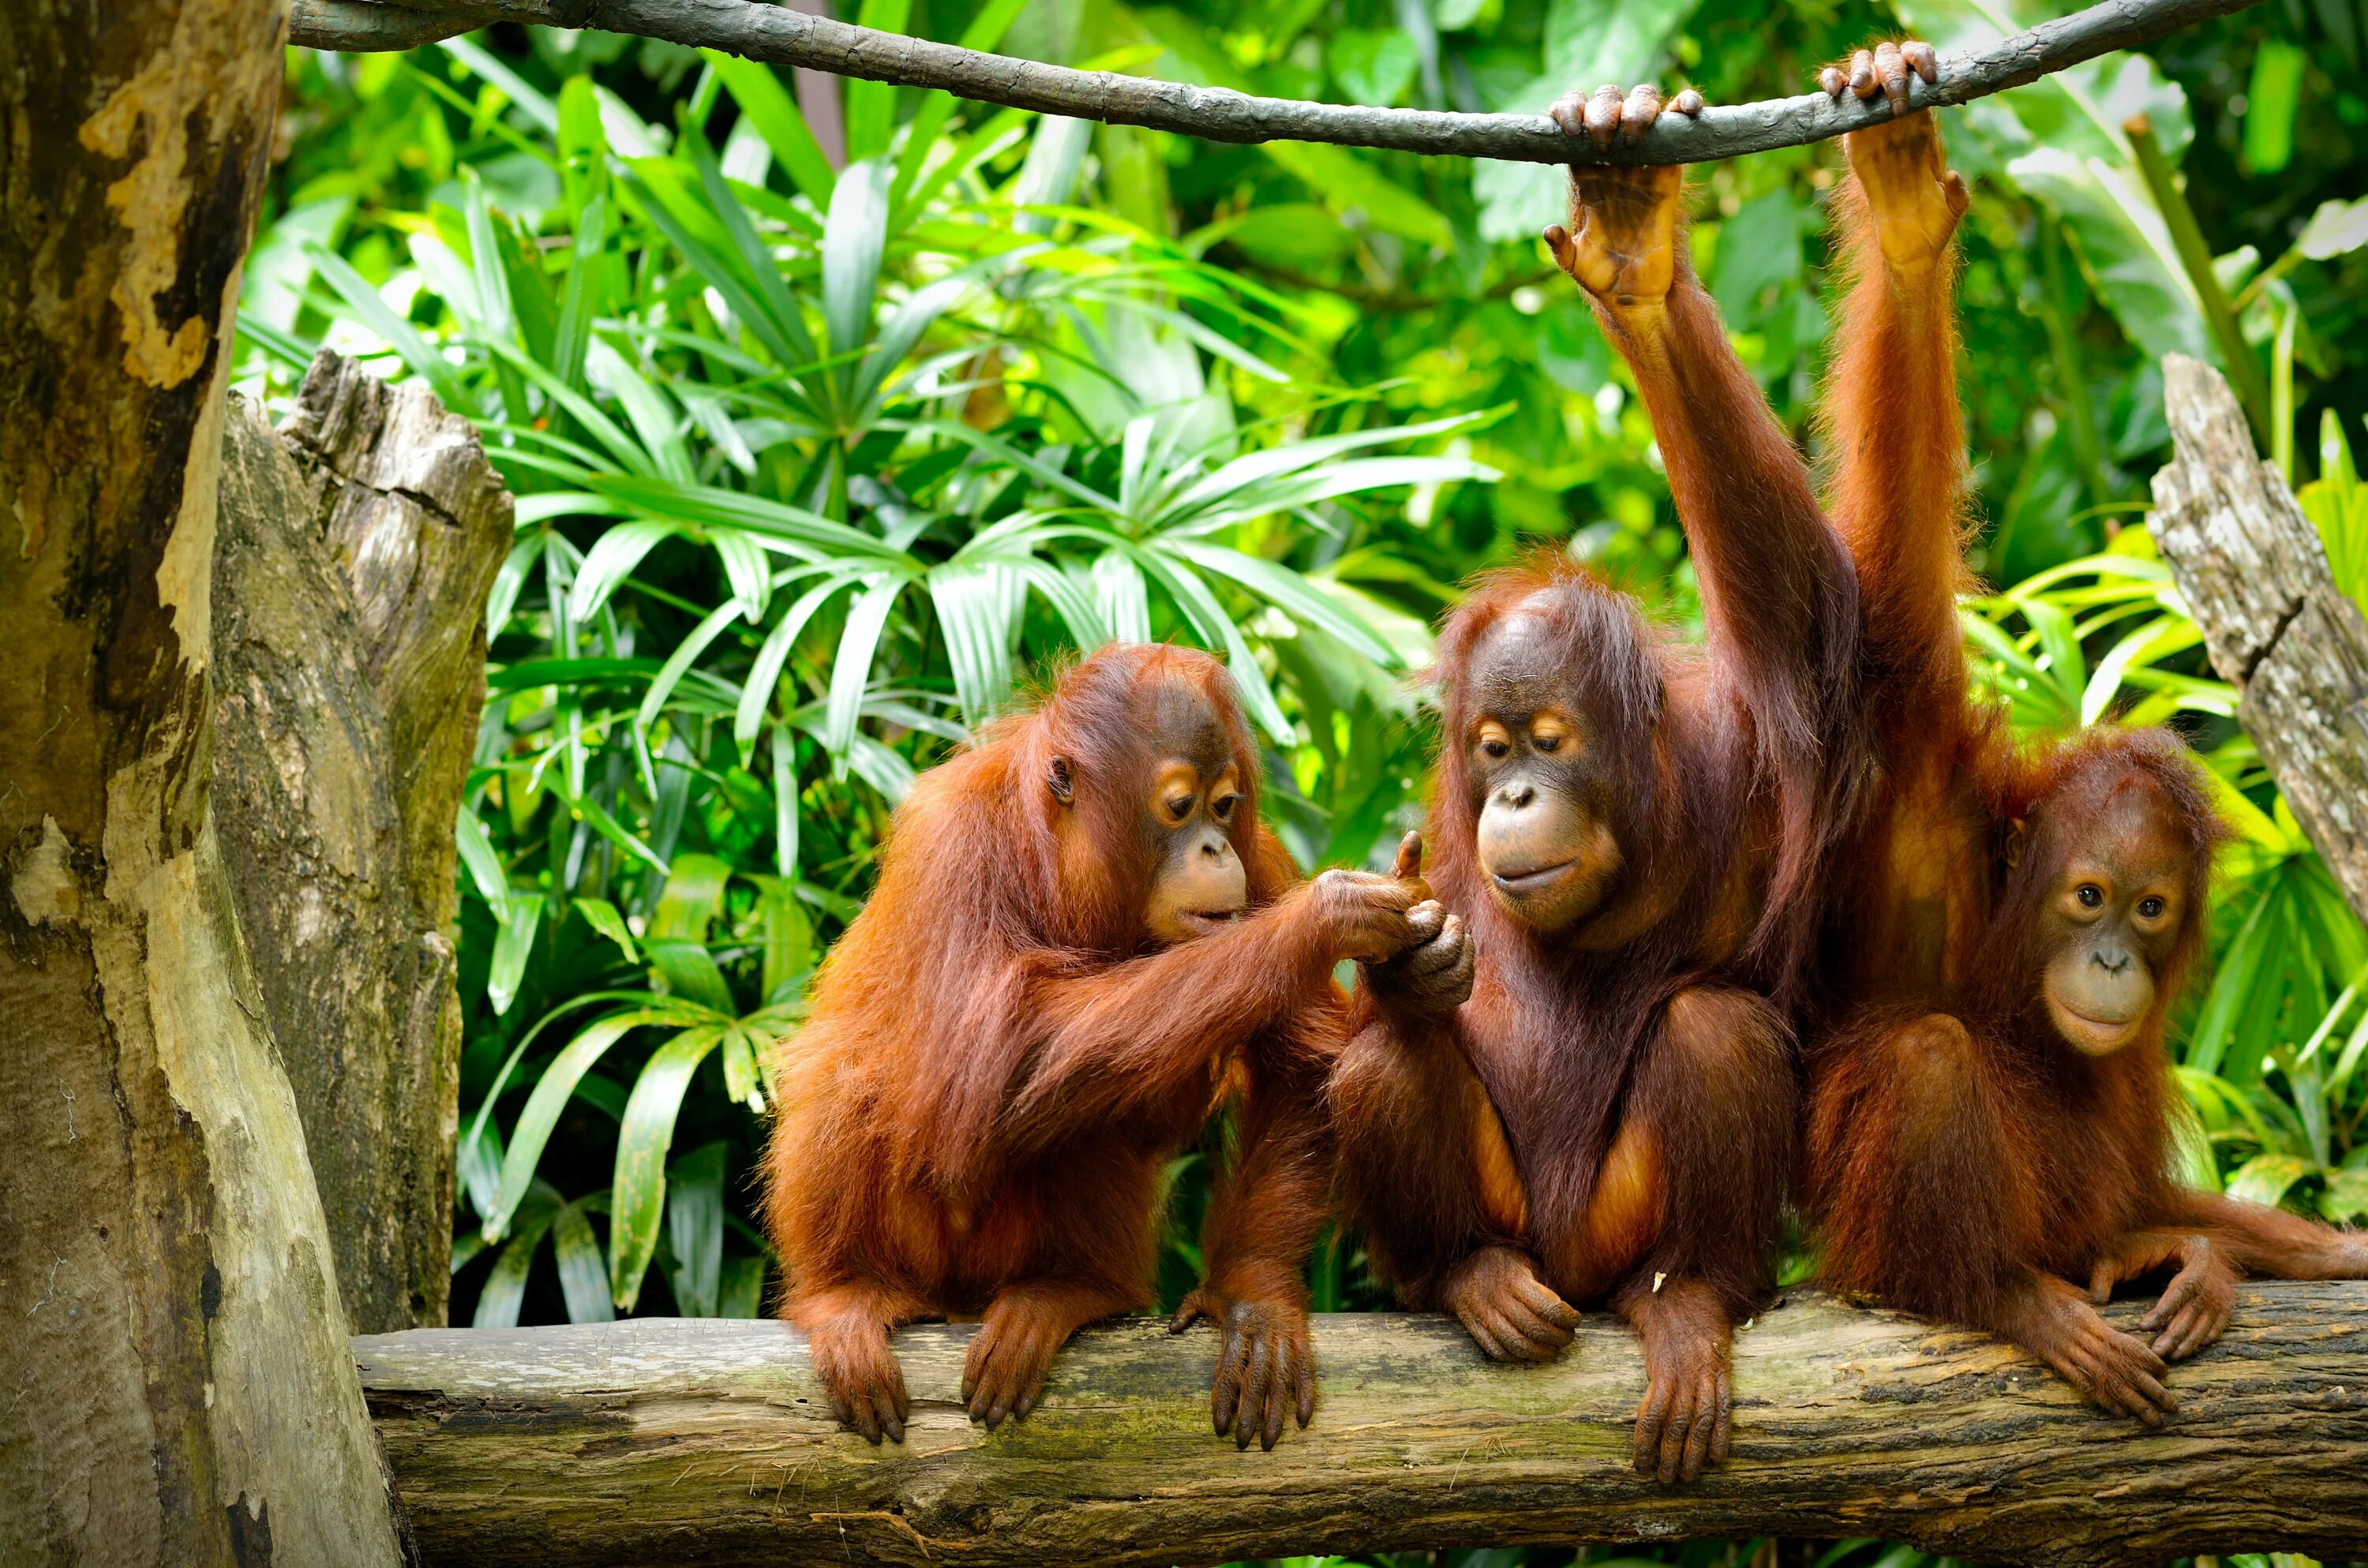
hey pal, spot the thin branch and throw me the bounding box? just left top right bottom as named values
left=290, top=0, right=2268, bottom=166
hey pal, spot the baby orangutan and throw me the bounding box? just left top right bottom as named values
left=767, top=644, right=1429, bottom=1447
left=1809, top=732, right=2368, bottom=1422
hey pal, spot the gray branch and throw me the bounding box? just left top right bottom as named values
left=2149, top=354, right=2368, bottom=927
left=359, top=1285, right=2368, bottom=1567
left=290, top=0, right=2267, bottom=166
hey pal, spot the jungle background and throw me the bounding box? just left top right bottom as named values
left=238, top=0, right=2368, bottom=1561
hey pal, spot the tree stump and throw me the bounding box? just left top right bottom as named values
left=212, top=350, right=512, bottom=1333
left=2149, top=353, right=2368, bottom=925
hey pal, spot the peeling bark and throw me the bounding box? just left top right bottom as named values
left=0, top=2, right=405, bottom=1562
left=2149, top=354, right=2368, bottom=924
left=212, top=351, right=513, bottom=1334
left=359, top=1285, right=2368, bottom=1568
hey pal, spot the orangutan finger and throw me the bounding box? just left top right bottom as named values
left=1586, top=84, right=1626, bottom=150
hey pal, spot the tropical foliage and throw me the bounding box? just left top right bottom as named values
left=249, top=0, right=2368, bottom=1555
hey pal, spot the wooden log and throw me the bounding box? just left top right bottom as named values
left=212, top=350, right=513, bottom=1334
left=2149, top=353, right=2368, bottom=926
left=358, top=1283, right=2368, bottom=1567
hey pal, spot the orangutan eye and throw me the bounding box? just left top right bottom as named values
left=1211, top=792, right=1240, bottom=821
left=2138, top=896, right=2165, bottom=919
left=1534, top=735, right=1561, bottom=753
left=1167, top=796, right=1196, bottom=821
left=1481, top=739, right=1511, bottom=759
left=2076, top=883, right=2104, bottom=909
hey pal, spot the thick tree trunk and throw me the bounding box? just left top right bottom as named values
left=2149, top=353, right=2368, bottom=925
left=212, top=352, right=512, bottom=1334
left=0, top=4, right=406, bottom=1563
left=358, top=1285, right=2368, bottom=1568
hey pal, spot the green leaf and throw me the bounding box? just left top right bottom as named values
left=756, top=874, right=812, bottom=1007
left=644, top=937, right=738, bottom=1013
left=2007, top=150, right=2216, bottom=367
left=487, top=890, right=543, bottom=1016
left=665, top=1142, right=729, bottom=1316
left=705, top=53, right=836, bottom=206
left=2225, top=1151, right=2314, bottom=1209
left=2295, top=196, right=2368, bottom=261
left=609, top=1025, right=729, bottom=1310
left=551, top=1198, right=616, bottom=1323
left=650, top=853, right=733, bottom=941
left=927, top=558, right=1025, bottom=724
left=586, top=339, right=695, bottom=485
left=575, top=896, right=639, bottom=963
left=484, top=1005, right=716, bottom=1238
left=821, top=158, right=892, bottom=365
left=824, top=575, right=904, bottom=762
left=2321, top=1166, right=2368, bottom=1224
left=734, top=574, right=859, bottom=749
left=843, top=0, right=911, bottom=160
left=721, top=1254, right=768, bottom=1319
left=473, top=1204, right=556, bottom=1328
left=637, top=600, right=744, bottom=730
left=301, top=241, right=471, bottom=413
left=2242, top=39, right=2306, bottom=174
left=1262, top=140, right=1452, bottom=249
left=570, top=519, right=680, bottom=623
left=552, top=195, right=611, bottom=393
left=721, top=1024, right=769, bottom=1112
left=590, top=474, right=905, bottom=563
left=1325, top=28, right=1419, bottom=107
left=456, top=802, right=511, bottom=922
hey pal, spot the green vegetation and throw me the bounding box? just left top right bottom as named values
left=247, top=0, right=2368, bottom=1552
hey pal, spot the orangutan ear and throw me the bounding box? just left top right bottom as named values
left=2003, top=818, right=2026, bottom=870
left=1047, top=755, right=1075, bottom=806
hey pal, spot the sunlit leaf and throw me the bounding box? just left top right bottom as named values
left=609, top=1025, right=728, bottom=1310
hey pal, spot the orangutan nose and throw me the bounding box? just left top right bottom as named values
left=2092, top=947, right=2131, bottom=975
left=1496, top=781, right=1536, bottom=810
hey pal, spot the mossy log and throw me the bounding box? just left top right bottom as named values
left=359, top=1282, right=2368, bottom=1567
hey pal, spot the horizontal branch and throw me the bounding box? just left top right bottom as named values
left=289, top=0, right=2267, bottom=166
left=359, top=1283, right=2368, bottom=1567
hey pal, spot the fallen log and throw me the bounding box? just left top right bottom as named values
left=359, top=1282, right=2368, bottom=1567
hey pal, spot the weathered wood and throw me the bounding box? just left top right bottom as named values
left=2149, top=354, right=2368, bottom=926
left=212, top=350, right=512, bottom=1334
left=360, top=1284, right=2368, bottom=1567
left=0, top=2, right=406, bottom=1562
left=287, top=0, right=2267, bottom=168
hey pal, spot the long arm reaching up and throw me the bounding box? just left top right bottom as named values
left=1544, top=84, right=1864, bottom=977
left=1817, top=47, right=1975, bottom=737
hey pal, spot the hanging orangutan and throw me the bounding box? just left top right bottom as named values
left=1801, top=48, right=2368, bottom=1423
left=766, top=642, right=1429, bottom=1448
left=1335, top=79, right=1869, bottom=1484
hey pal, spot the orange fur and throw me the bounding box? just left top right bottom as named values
left=764, top=645, right=1343, bottom=1438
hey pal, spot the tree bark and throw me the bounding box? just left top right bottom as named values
left=359, top=1285, right=2368, bottom=1568
left=0, top=3, right=407, bottom=1562
left=285, top=0, right=2268, bottom=167
left=2149, top=354, right=2368, bottom=926
left=212, top=350, right=513, bottom=1334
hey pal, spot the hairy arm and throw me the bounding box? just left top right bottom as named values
left=998, top=870, right=1418, bottom=1156
left=1544, top=111, right=1855, bottom=750
left=1177, top=1005, right=1342, bottom=1449
left=1819, top=95, right=1973, bottom=728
